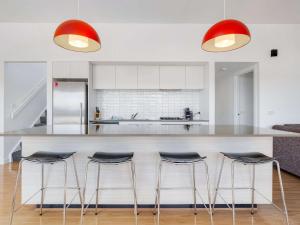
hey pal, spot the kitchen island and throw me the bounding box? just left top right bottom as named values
left=3, top=124, right=296, bottom=207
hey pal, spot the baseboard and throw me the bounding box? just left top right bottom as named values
left=37, top=204, right=257, bottom=209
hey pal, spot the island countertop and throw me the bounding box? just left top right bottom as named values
left=1, top=124, right=298, bottom=137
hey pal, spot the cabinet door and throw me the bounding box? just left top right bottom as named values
left=69, top=62, right=89, bottom=78
left=185, top=66, right=204, bottom=89
left=116, top=65, right=138, bottom=89
left=93, top=65, right=116, bottom=89
left=138, top=65, right=159, bottom=89
left=159, top=66, right=185, bottom=89
left=52, top=62, right=69, bottom=78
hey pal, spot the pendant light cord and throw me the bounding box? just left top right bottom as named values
left=223, top=0, right=226, bottom=19
left=77, top=0, right=80, bottom=18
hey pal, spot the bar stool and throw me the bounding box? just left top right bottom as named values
left=80, top=152, right=137, bottom=224
left=212, top=152, right=290, bottom=225
left=154, top=152, right=213, bottom=224
left=10, top=151, right=82, bottom=225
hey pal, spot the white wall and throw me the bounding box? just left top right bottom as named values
left=0, top=23, right=300, bottom=162
left=3, top=62, right=47, bottom=163
left=1, top=23, right=297, bottom=128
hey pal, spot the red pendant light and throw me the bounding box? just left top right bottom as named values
left=201, top=0, right=251, bottom=52
left=53, top=0, right=101, bottom=52
left=54, top=19, right=101, bottom=52
left=202, top=19, right=250, bottom=52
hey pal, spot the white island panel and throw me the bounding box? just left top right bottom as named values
left=21, top=136, right=272, bottom=206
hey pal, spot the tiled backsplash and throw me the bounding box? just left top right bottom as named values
left=96, top=90, right=208, bottom=120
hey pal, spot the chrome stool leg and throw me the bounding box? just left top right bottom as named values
left=192, top=162, right=197, bottom=215
left=95, top=164, right=101, bottom=215
left=212, top=156, right=225, bottom=214
left=130, top=161, right=138, bottom=217
left=63, top=161, right=68, bottom=225
left=153, top=161, right=162, bottom=215
left=80, top=160, right=91, bottom=225
left=10, top=153, right=79, bottom=225
left=40, top=163, right=45, bottom=216
left=251, top=164, right=256, bottom=215
left=72, top=156, right=83, bottom=207
left=203, top=161, right=214, bottom=225
left=231, top=161, right=236, bottom=225
left=274, top=160, right=290, bottom=225
left=81, top=155, right=138, bottom=224
left=155, top=161, right=162, bottom=223
left=9, top=159, right=24, bottom=225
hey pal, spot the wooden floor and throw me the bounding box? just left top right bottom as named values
left=0, top=163, right=299, bottom=225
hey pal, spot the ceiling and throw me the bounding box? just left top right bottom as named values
left=1, top=0, right=300, bottom=24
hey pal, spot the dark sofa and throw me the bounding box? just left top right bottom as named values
left=272, top=124, right=300, bottom=177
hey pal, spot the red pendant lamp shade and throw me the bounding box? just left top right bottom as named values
left=54, top=19, right=101, bottom=52
left=202, top=19, right=251, bottom=52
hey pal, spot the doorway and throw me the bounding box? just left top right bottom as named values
left=234, top=71, right=254, bottom=126
left=215, top=62, right=258, bottom=126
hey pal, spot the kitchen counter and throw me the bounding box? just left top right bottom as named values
left=90, top=119, right=209, bottom=125
left=1, top=124, right=297, bottom=137
left=15, top=124, right=296, bottom=207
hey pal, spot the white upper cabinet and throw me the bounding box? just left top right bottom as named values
left=53, top=61, right=89, bottom=79
left=116, top=65, right=138, bottom=89
left=185, top=66, right=204, bottom=89
left=91, top=63, right=206, bottom=90
left=138, top=65, right=159, bottom=89
left=69, top=62, right=89, bottom=78
left=93, top=65, right=116, bottom=89
left=52, top=62, right=69, bottom=78
left=159, top=66, right=186, bottom=89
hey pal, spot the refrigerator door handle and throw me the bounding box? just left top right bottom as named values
left=80, top=102, right=83, bottom=125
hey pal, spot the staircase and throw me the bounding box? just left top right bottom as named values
left=11, top=110, right=47, bottom=162
left=34, top=110, right=47, bottom=127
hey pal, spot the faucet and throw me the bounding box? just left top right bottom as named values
left=131, top=113, right=138, bottom=120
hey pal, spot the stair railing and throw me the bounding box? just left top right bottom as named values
left=10, top=78, right=47, bottom=119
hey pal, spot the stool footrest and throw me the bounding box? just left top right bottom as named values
left=217, top=187, right=253, bottom=190
left=97, top=187, right=134, bottom=190
left=159, top=186, right=196, bottom=190
left=44, top=186, right=80, bottom=190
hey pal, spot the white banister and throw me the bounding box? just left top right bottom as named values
left=10, top=78, right=47, bottom=119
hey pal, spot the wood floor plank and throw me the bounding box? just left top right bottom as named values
left=0, top=163, right=299, bottom=225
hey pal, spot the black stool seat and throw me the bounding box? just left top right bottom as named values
left=159, top=152, right=206, bottom=163
left=89, top=152, right=134, bottom=164
left=221, top=152, right=273, bottom=164
left=23, top=151, right=75, bottom=163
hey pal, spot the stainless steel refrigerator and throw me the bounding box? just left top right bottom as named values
left=52, top=79, right=88, bottom=125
